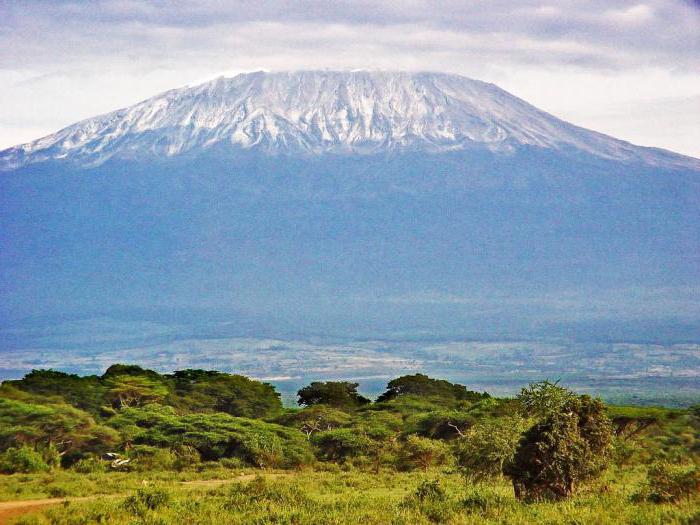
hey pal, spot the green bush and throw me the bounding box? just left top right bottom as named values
left=123, top=485, right=171, bottom=515
left=455, top=415, right=528, bottom=482
left=311, top=428, right=373, bottom=461
left=401, top=479, right=455, bottom=523
left=398, top=435, right=450, bottom=471
left=238, top=432, right=283, bottom=468
left=407, top=409, right=476, bottom=440
left=0, top=446, right=49, bottom=474
left=226, top=476, right=311, bottom=508
left=71, top=455, right=106, bottom=473
left=172, top=444, right=201, bottom=470
left=414, top=479, right=446, bottom=502
left=504, top=395, right=613, bottom=500
left=109, top=405, right=314, bottom=468
left=643, top=461, right=700, bottom=503
left=127, top=444, right=176, bottom=471
left=377, top=374, right=488, bottom=404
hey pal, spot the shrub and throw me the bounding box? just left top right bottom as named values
left=455, top=415, right=528, bottom=482
left=273, top=406, right=352, bottom=437
left=415, top=479, right=446, bottom=502
left=504, top=395, right=613, bottom=500
left=643, top=461, right=700, bottom=503
left=517, top=380, right=576, bottom=419
left=398, top=435, right=450, bottom=471
left=123, top=486, right=171, bottom=515
left=226, top=476, right=310, bottom=508
left=408, top=410, right=476, bottom=440
left=108, top=405, right=314, bottom=468
left=0, top=446, right=50, bottom=474
left=311, top=428, right=373, bottom=461
left=71, top=455, right=106, bottom=473
left=127, top=445, right=176, bottom=471
left=402, top=479, right=454, bottom=524
left=238, top=432, right=283, bottom=468
left=172, top=444, right=201, bottom=471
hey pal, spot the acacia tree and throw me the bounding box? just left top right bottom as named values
left=454, top=415, right=528, bottom=482
left=504, top=395, right=613, bottom=500
left=297, top=382, right=370, bottom=409
left=105, top=376, right=168, bottom=409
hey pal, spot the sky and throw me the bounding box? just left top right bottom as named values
left=1, top=0, right=699, bottom=157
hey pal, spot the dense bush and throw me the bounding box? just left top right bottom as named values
left=311, top=428, right=374, bottom=461
left=642, top=461, right=700, bottom=503
left=124, top=485, right=171, bottom=515
left=0, top=446, right=49, bottom=473
left=408, top=409, right=476, bottom=440
left=0, top=397, right=120, bottom=463
left=517, top=380, right=576, bottom=419
left=4, top=365, right=283, bottom=420
left=455, top=416, right=528, bottom=482
left=273, top=405, right=353, bottom=437
left=71, top=455, right=106, bottom=473
left=108, top=404, right=313, bottom=468
left=168, top=370, right=282, bottom=418
left=505, top=395, right=613, bottom=500
left=398, top=435, right=450, bottom=471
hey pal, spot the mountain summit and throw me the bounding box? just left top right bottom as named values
left=2, top=71, right=697, bottom=171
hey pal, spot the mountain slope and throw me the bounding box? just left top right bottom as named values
left=1, top=71, right=698, bottom=171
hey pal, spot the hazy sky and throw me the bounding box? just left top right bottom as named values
left=1, top=0, right=699, bottom=156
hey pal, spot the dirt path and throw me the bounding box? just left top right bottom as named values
left=0, top=474, right=281, bottom=525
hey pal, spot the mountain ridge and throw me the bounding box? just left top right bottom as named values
left=2, top=70, right=699, bottom=171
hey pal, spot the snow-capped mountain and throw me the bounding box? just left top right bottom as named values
left=1, top=71, right=698, bottom=340
left=2, top=71, right=698, bottom=171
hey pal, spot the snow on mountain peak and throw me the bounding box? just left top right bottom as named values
left=1, top=70, right=698, bottom=170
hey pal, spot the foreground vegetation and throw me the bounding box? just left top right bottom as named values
left=0, top=365, right=698, bottom=523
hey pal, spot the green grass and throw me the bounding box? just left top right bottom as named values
left=0, top=465, right=259, bottom=501
left=7, top=467, right=699, bottom=525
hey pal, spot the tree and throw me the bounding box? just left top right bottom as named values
left=517, top=380, right=576, bottom=419
left=0, top=398, right=120, bottom=463
left=398, top=435, right=450, bottom=471
left=410, top=409, right=476, bottom=440
left=105, top=376, right=168, bottom=409
left=3, top=370, right=106, bottom=415
left=376, top=374, right=488, bottom=404
left=297, top=381, right=370, bottom=409
left=273, top=406, right=352, bottom=438
left=107, top=404, right=314, bottom=468
left=169, top=371, right=282, bottom=418
left=504, top=395, right=613, bottom=500
left=454, top=415, right=528, bottom=482
left=311, top=428, right=373, bottom=461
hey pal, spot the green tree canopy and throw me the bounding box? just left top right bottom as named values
left=376, top=374, right=488, bottom=404
left=0, top=398, right=119, bottom=462
left=297, top=381, right=370, bottom=409
left=504, top=395, right=613, bottom=500
left=168, top=371, right=282, bottom=418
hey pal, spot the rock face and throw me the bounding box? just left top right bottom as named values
left=0, top=71, right=698, bottom=338
left=1, top=71, right=697, bottom=170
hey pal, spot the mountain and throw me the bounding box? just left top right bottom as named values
left=2, top=71, right=698, bottom=171
left=0, top=71, right=698, bottom=340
